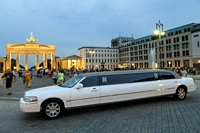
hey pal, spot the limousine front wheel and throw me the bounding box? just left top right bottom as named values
left=41, top=99, right=64, bottom=120
left=175, top=87, right=186, bottom=100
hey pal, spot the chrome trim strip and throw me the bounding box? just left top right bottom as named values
left=66, top=88, right=175, bottom=102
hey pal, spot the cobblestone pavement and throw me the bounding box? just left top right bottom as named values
left=0, top=75, right=200, bottom=133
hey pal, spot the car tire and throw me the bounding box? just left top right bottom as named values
left=175, top=87, right=186, bottom=100
left=41, top=99, right=64, bottom=120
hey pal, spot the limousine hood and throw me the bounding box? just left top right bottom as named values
left=24, top=85, right=70, bottom=96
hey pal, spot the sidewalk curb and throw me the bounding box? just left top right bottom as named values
left=0, top=97, right=20, bottom=101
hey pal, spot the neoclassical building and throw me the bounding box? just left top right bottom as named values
left=56, top=55, right=82, bottom=70
left=0, top=57, right=6, bottom=72
left=5, top=33, right=56, bottom=70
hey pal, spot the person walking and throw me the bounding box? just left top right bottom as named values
left=22, top=69, right=26, bottom=84
left=192, top=67, right=197, bottom=76
left=180, top=67, right=187, bottom=77
left=52, top=69, right=58, bottom=85
left=25, top=70, right=31, bottom=88
left=58, top=70, right=64, bottom=85
left=2, top=68, right=16, bottom=95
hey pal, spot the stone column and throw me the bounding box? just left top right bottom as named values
left=36, top=53, right=39, bottom=70
left=16, top=53, right=20, bottom=71
left=25, top=53, right=28, bottom=70
left=43, top=53, right=47, bottom=68
left=4, top=60, right=6, bottom=72
left=50, top=53, right=55, bottom=69
left=6, top=52, right=11, bottom=70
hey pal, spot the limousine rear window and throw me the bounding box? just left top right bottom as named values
left=158, top=72, right=175, bottom=80
left=61, top=75, right=84, bottom=88
left=101, top=73, right=156, bottom=85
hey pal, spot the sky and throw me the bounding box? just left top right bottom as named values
left=0, top=0, right=200, bottom=67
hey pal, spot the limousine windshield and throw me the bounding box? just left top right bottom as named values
left=61, top=75, right=84, bottom=88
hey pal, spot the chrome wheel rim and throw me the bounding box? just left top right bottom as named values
left=46, top=102, right=60, bottom=118
left=177, top=88, right=185, bottom=99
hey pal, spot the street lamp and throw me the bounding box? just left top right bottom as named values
left=168, top=61, right=171, bottom=68
left=89, top=49, right=95, bottom=69
left=154, top=20, right=165, bottom=68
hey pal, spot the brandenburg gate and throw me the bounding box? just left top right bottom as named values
left=6, top=32, right=56, bottom=70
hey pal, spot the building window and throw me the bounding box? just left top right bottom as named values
left=174, top=52, right=176, bottom=57
left=185, top=35, right=188, bottom=41
left=86, top=59, right=88, bottom=63
left=173, top=38, right=176, bottom=43
left=193, top=34, right=199, bottom=37
left=177, top=37, right=179, bottom=42
left=198, top=41, right=200, bottom=47
left=177, top=52, right=180, bottom=57
left=169, top=39, right=171, bottom=44
left=186, top=50, right=189, bottom=56
left=182, top=36, right=185, bottom=41
left=182, top=51, right=185, bottom=56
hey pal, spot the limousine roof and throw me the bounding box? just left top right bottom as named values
left=79, top=69, right=179, bottom=77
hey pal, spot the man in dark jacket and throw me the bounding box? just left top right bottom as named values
left=3, top=68, right=16, bottom=95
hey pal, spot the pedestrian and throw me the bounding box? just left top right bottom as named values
left=52, top=69, right=58, bottom=85
left=2, top=68, right=16, bottom=95
left=48, top=69, right=52, bottom=78
left=177, top=68, right=182, bottom=76
left=25, top=70, right=31, bottom=88
left=180, top=67, right=187, bottom=77
left=22, top=69, right=26, bottom=84
left=192, top=67, right=197, bottom=76
left=58, top=70, right=64, bottom=85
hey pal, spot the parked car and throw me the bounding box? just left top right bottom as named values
left=20, top=69, right=196, bottom=119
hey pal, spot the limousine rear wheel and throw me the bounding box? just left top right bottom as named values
left=175, top=87, right=186, bottom=100
left=41, top=99, right=64, bottom=120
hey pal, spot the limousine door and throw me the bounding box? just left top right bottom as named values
left=158, top=72, right=179, bottom=94
left=71, top=76, right=100, bottom=107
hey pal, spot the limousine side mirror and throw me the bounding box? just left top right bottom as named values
left=76, top=83, right=83, bottom=89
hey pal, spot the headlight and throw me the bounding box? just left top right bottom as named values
left=23, top=96, right=38, bottom=102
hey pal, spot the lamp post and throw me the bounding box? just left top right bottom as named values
left=89, top=49, right=95, bottom=70
left=168, top=61, right=171, bottom=68
left=154, top=20, right=165, bottom=68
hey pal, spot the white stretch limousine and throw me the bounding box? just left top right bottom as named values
left=20, top=70, right=196, bottom=119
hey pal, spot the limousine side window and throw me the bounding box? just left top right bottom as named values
left=158, top=72, right=175, bottom=80
left=80, top=76, right=99, bottom=87
left=101, top=73, right=156, bottom=85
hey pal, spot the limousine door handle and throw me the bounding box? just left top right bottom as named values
left=92, top=88, right=98, bottom=92
left=174, top=81, right=177, bottom=83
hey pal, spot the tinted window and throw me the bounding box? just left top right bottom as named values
left=133, top=73, right=156, bottom=82
left=158, top=72, right=175, bottom=80
left=80, top=76, right=98, bottom=87
left=101, top=73, right=156, bottom=85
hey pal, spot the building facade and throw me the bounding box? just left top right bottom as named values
left=117, top=23, right=200, bottom=69
left=78, top=47, right=119, bottom=70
